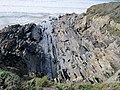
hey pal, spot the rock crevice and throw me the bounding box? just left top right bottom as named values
left=0, top=2, right=120, bottom=84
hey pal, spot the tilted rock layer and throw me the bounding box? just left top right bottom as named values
left=0, top=2, right=120, bottom=83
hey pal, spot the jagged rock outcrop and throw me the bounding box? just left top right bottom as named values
left=0, top=2, right=120, bottom=84
left=53, top=2, right=120, bottom=83
left=0, top=24, right=45, bottom=76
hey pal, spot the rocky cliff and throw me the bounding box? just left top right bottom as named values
left=0, top=2, right=120, bottom=84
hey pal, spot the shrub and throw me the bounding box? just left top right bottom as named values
left=36, top=76, right=49, bottom=88
left=78, top=84, right=93, bottom=90
left=62, top=83, right=75, bottom=90
left=57, top=83, right=64, bottom=90
left=22, top=78, right=36, bottom=90
left=93, top=83, right=120, bottom=90
left=57, top=83, right=93, bottom=90
left=22, top=76, right=54, bottom=90
left=0, top=69, right=21, bottom=90
left=56, top=83, right=120, bottom=90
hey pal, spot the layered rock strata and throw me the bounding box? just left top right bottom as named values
left=0, top=2, right=120, bottom=84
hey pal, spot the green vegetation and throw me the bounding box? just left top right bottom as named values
left=22, top=78, right=36, bottom=90
left=22, top=76, right=54, bottom=90
left=102, top=25, right=120, bottom=36
left=57, top=83, right=93, bottom=90
left=56, top=83, right=120, bottom=90
left=110, top=63, right=119, bottom=73
left=0, top=69, right=21, bottom=90
left=111, top=15, right=120, bottom=23
left=0, top=70, right=54, bottom=90
left=0, top=69, right=120, bottom=90
left=35, top=76, right=54, bottom=88
left=93, top=83, right=120, bottom=90
left=87, top=2, right=120, bottom=23
left=107, top=26, right=120, bottom=36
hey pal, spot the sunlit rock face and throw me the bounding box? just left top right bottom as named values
left=0, top=2, right=120, bottom=84
left=52, top=14, right=115, bottom=83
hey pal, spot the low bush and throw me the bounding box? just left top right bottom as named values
left=22, top=76, right=54, bottom=90
left=56, top=82, right=120, bottom=90
left=0, top=69, right=21, bottom=90
left=36, top=76, right=53, bottom=88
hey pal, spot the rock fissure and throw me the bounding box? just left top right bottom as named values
left=0, top=2, right=120, bottom=84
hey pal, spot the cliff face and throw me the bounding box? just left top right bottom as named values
left=0, top=2, right=120, bottom=84
left=0, top=24, right=45, bottom=76
left=52, top=12, right=120, bottom=83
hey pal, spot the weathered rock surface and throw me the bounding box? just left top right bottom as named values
left=0, top=24, right=45, bottom=76
left=105, top=70, right=120, bottom=83
left=0, top=2, right=120, bottom=84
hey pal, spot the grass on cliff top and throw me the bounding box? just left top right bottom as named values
left=87, top=2, right=120, bottom=23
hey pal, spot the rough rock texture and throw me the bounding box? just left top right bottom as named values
left=51, top=2, right=120, bottom=83
left=0, top=24, right=44, bottom=76
left=0, top=2, right=120, bottom=84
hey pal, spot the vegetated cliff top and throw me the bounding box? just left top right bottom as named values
left=87, top=2, right=120, bottom=23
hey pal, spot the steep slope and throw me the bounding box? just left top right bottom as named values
left=52, top=2, right=120, bottom=83
left=0, top=24, right=44, bottom=76
left=0, top=2, right=120, bottom=84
